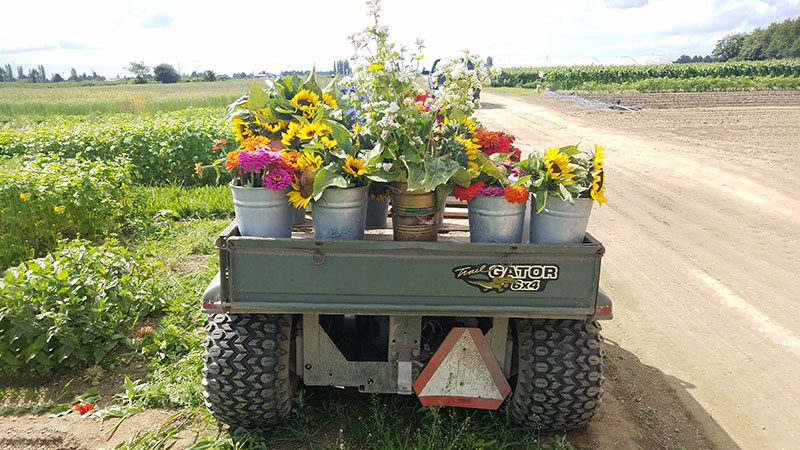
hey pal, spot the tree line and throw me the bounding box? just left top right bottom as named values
left=0, top=64, right=105, bottom=83
left=713, top=16, right=800, bottom=61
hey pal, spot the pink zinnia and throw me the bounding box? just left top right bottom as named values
left=476, top=185, right=504, bottom=197
left=263, top=168, right=293, bottom=191
left=238, top=149, right=269, bottom=173
left=238, top=148, right=285, bottom=173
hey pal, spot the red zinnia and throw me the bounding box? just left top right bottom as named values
left=503, top=185, right=529, bottom=204
left=73, top=402, right=94, bottom=415
left=414, top=91, right=429, bottom=104
left=454, top=181, right=485, bottom=202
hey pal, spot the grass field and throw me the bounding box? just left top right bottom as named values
left=0, top=77, right=331, bottom=116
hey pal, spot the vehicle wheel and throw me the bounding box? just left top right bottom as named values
left=510, top=319, right=604, bottom=432
left=202, top=314, right=293, bottom=428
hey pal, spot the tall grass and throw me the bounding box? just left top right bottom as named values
left=0, top=77, right=336, bottom=117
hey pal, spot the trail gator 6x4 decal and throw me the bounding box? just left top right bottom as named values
left=452, top=263, right=559, bottom=293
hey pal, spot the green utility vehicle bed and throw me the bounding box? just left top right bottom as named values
left=202, top=220, right=612, bottom=319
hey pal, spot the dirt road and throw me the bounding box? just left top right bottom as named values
left=477, top=90, right=800, bottom=449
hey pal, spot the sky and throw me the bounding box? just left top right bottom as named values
left=1, top=0, right=798, bottom=78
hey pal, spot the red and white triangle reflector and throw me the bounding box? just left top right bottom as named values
left=413, top=327, right=511, bottom=410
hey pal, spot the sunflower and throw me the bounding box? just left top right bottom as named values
left=288, top=170, right=315, bottom=209
left=323, top=92, right=337, bottom=108
left=343, top=155, right=367, bottom=178
left=456, top=136, right=481, bottom=160
left=281, top=122, right=302, bottom=147
left=240, top=135, right=270, bottom=150
left=463, top=117, right=478, bottom=135
left=590, top=171, right=607, bottom=204
left=543, top=147, right=575, bottom=185
left=231, top=115, right=252, bottom=142
left=288, top=180, right=312, bottom=209
left=289, top=90, right=320, bottom=119
left=297, top=151, right=322, bottom=171
left=298, top=122, right=333, bottom=141
left=592, top=144, right=605, bottom=172
left=320, top=136, right=338, bottom=150
left=262, top=121, right=287, bottom=134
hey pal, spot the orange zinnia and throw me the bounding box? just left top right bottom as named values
left=503, top=185, right=529, bottom=204
left=225, top=150, right=241, bottom=171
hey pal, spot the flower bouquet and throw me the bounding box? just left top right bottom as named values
left=453, top=127, right=530, bottom=243
left=196, top=137, right=298, bottom=237
left=519, top=144, right=607, bottom=243
left=344, top=4, right=494, bottom=241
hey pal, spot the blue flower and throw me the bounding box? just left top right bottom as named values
left=346, top=107, right=360, bottom=117
left=339, top=86, right=357, bottom=94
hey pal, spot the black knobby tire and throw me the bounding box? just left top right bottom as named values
left=510, top=319, right=604, bottom=432
left=202, top=314, right=293, bottom=428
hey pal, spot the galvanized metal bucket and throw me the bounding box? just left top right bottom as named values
left=390, top=182, right=439, bottom=242
left=530, top=196, right=593, bottom=244
left=293, top=207, right=307, bottom=225
left=231, top=184, right=293, bottom=238
left=365, top=198, right=389, bottom=230
left=311, top=186, right=368, bottom=240
left=468, top=195, right=526, bottom=243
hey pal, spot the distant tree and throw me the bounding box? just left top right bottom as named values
left=52, top=73, right=64, bottom=82
left=190, top=70, right=198, bottom=78
left=17, top=66, right=24, bottom=80
left=28, top=68, right=38, bottom=83
left=80, top=72, right=88, bottom=81
left=69, top=68, right=79, bottom=82
left=37, top=65, right=46, bottom=82
left=202, top=70, right=216, bottom=82
left=125, top=61, right=150, bottom=84
left=486, top=56, right=493, bottom=67
left=3, top=64, right=12, bottom=81
left=713, top=33, right=746, bottom=61
left=232, top=72, right=248, bottom=79
left=153, top=63, right=180, bottom=83
left=674, top=54, right=691, bottom=63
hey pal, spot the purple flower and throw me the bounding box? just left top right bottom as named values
left=340, top=86, right=357, bottom=94
left=238, top=149, right=269, bottom=173
left=263, top=168, right=293, bottom=191
left=476, top=185, right=504, bottom=197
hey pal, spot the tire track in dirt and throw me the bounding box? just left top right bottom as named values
left=478, top=91, right=800, bottom=449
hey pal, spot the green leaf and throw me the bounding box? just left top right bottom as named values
left=326, top=120, right=353, bottom=156
left=533, top=192, right=547, bottom=213
left=301, top=68, right=324, bottom=98
left=248, top=82, right=271, bottom=111
left=312, top=163, right=350, bottom=200
left=475, top=153, right=508, bottom=184
left=450, top=167, right=473, bottom=187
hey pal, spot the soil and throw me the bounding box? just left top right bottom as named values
left=478, top=90, right=800, bottom=449
left=3, top=89, right=799, bottom=449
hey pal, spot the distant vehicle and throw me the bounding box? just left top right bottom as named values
left=428, top=58, right=481, bottom=101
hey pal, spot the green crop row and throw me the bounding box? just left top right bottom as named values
left=0, top=240, right=164, bottom=374
left=559, top=75, right=800, bottom=92
left=0, top=155, right=133, bottom=269
left=0, top=108, right=233, bottom=185
left=493, top=60, right=800, bottom=90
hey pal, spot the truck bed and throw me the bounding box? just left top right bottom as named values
left=203, top=218, right=610, bottom=319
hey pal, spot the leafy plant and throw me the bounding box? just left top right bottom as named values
left=0, top=155, right=133, bottom=268
left=0, top=109, right=233, bottom=185
left=0, top=240, right=165, bottom=374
